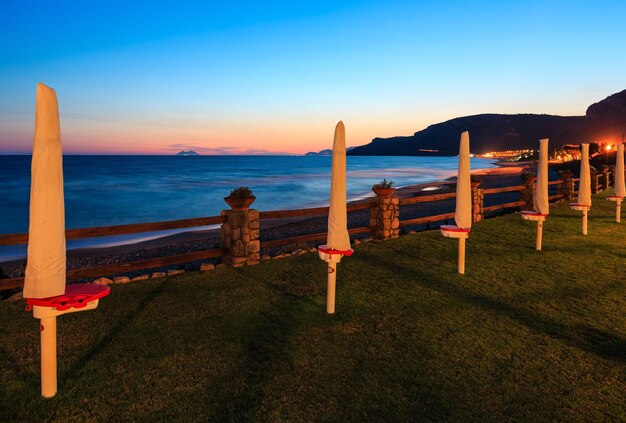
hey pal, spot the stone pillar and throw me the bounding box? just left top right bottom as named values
left=520, top=177, right=536, bottom=210
left=369, top=194, right=399, bottom=240
left=220, top=209, right=260, bottom=267
left=562, top=177, right=574, bottom=201
left=472, top=185, right=483, bottom=222
left=603, top=171, right=610, bottom=190
left=591, top=172, right=600, bottom=194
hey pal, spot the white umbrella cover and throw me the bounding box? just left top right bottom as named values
left=578, top=143, right=592, bottom=207
left=455, top=131, right=472, bottom=230
left=327, top=121, right=351, bottom=251
left=615, top=143, right=625, bottom=197
left=534, top=139, right=549, bottom=215
left=24, top=83, right=66, bottom=299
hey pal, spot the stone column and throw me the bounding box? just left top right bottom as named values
left=562, top=177, right=574, bottom=201
left=472, top=184, right=483, bottom=222
left=603, top=171, right=610, bottom=190
left=520, top=177, right=536, bottom=210
left=220, top=209, right=260, bottom=267
left=369, top=194, right=399, bottom=240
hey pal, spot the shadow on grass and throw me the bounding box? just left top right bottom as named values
left=200, top=271, right=317, bottom=420
left=357, top=249, right=626, bottom=363
left=61, top=282, right=167, bottom=385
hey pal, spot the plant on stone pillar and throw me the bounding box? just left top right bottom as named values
left=372, top=178, right=396, bottom=197
left=225, top=186, right=256, bottom=210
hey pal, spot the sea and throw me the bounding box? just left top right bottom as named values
left=0, top=155, right=497, bottom=261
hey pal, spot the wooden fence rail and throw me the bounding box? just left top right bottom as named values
left=1, top=170, right=616, bottom=292
left=0, top=215, right=227, bottom=246
left=398, top=192, right=457, bottom=205
left=481, top=185, right=526, bottom=195
left=259, top=203, right=369, bottom=220
left=399, top=212, right=456, bottom=227
left=482, top=200, right=527, bottom=213
left=261, top=226, right=370, bottom=249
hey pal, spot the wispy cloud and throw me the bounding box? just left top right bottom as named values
left=167, top=143, right=292, bottom=155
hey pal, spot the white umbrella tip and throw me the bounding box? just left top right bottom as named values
left=37, top=82, right=56, bottom=97
left=335, top=121, right=344, bottom=130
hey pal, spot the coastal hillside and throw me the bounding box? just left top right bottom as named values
left=557, top=89, right=626, bottom=144
left=348, top=89, right=626, bottom=156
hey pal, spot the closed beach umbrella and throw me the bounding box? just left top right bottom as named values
left=570, top=143, right=591, bottom=235
left=440, top=131, right=471, bottom=274
left=24, top=83, right=110, bottom=398
left=534, top=139, right=549, bottom=216
left=455, top=131, right=472, bottom=230
left=578, top=144, right=592, bottom=207
left=24, top=83, right=66, bottom=299
left=615, top=142, right=626, bottom=198
left=327, top=122, right=351, bottom=252
left=607, top=141, right=625, bottom=222
left=521, top=139, right=550, bottom=250
left=318, top=121, right=352, bottom=314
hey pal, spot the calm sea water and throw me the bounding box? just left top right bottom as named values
left=0, top=155, right=496, bottom=259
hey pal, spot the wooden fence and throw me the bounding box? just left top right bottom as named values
left=0, top=170, right=616, bottom=292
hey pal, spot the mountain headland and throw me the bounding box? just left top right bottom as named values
left=348, top=89, right=626, bottom=156
left=305, top=147, right=355, bottom=156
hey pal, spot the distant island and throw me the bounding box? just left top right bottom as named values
left=348, top=89, right=626, bottom=156
left=305, top=147, right=355, bottom=156
left=176, top=150, right=200, bottom=156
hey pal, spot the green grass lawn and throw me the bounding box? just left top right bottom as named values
left=1, top=193, right=625, bottom=422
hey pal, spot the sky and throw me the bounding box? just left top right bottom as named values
left=1, top=0, right=625, bottom=155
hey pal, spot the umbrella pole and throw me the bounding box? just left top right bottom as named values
left=582, top=209, right=588, bottom=235
left=40, top=316, right=57, bottom=398
left=536, top=221, right=543, bottom=251
left=458, top=238, right=466, bottom=275
left=616, top=200, right=621, bottom=223
left=327, top=262, right=337, bottom=314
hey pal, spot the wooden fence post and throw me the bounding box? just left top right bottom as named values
left=220, top=207, right=260, bottom=267
left=591, top=172, right=600, bottom=194
left=472, top=184, right=483, bottom=222
left=369, top=192, right=399, bottom=240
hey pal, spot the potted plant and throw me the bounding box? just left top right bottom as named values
left=372, top=179, right=396, bottom=197
left=224, top=186, right=256, bottom=210
left=470, top=174, right=482, bottom=189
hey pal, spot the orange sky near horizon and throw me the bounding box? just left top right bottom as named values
left=0, top=96, right=595, bottom=155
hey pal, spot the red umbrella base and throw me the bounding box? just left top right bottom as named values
left=26, top=284, right=110, bottom=311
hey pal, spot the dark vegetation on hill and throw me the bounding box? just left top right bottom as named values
left=348, top=89, right=626, bottom=156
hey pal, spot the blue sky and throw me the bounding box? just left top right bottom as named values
left=1, top=0, right=625, bottom=154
